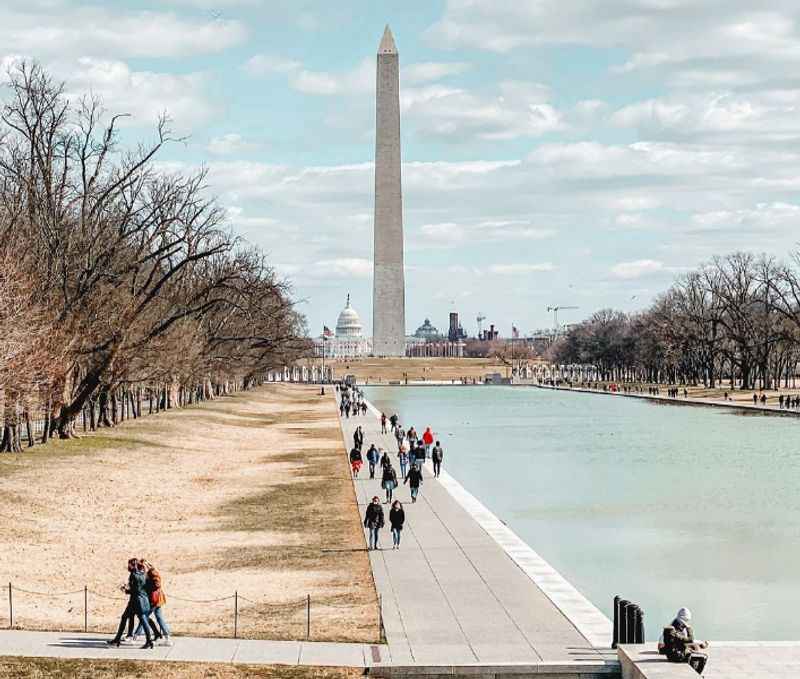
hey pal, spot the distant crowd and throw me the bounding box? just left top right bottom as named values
left=336, top=383, right=444, bottom=551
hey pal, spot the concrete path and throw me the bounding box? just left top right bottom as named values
left=619, top=642, right=800, bottom=678
left=0, top=630, right=388, bottom=667
left=338, top=392, right=615, bottom=668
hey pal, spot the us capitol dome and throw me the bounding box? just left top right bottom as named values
left=315, top=295, right=372, bottom=358
left=336, top=296, right=364, bottom=338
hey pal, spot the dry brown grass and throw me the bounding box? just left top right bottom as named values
left=303, top=357, right=515, bottom=383
left=0, top=385, right=377, bottom=642
left=0, top=657, right=362, bottom=679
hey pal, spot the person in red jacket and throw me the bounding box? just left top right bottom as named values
left=422, top=427, right=434, bottom=455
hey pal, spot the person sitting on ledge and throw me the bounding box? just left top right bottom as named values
left=658, top=607, right=708, bottom=675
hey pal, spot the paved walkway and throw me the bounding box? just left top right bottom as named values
left=338, top=392, right=615, bottom=668
left=619, top=642, right=800, bottom=678
left=0, top=630, right=387, bottom=667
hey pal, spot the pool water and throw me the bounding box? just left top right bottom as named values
left=364, top=385, right=800, bottom=641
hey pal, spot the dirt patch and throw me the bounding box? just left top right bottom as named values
left=0, top=385, right=377, bottom=642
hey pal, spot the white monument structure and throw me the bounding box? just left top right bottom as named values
left=313, top=295, right=371, bottom=358
left=371, top=25, right=406, bottom=357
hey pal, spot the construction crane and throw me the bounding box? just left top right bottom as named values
left=476, top=313, right=486, bottom=337
left=547, top=306, right=578, bottom=335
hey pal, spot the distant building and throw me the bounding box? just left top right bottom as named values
left=448, top=312, right=467, bottom=341
left=405, top=337, right=464, bottom=357
left=478, top=324, right=499, bottom=341
left=413, top=318, right=442, bottom=340
left=314, top=295, right=372, bottom=358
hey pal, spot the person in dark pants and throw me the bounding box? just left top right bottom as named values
left=390, top=500, right=405, bottom=549
left=366, top=444, right=379, bottom=479
left=379, top=448, right=392, bottom=471
left=353, top=426, right=364, bottom=449
left=432, top=440, right=444, bottom=478
left=381, top=413, right=388, bottom=434
left=364, top=496, right=385, bottom=550
left=404, top=463, right=423, bottom=503
left=382, top=462, right=398, bottom=503
left=108, top=559, right=154, bottom=648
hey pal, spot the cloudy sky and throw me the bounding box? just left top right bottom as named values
left=4, top=1, right=800, bottom=336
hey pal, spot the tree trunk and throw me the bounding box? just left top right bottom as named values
left=98, top=389, right=113, bottom=428
left=25, top=411, right=34, bottom=448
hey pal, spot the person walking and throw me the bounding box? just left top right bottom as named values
left=366, top=444, right=379, bottom=479
left=395, top=426, right=405, bottom=451
left=398, top=447, right=409, bottom=479
left=390, top=500, right=405, bottom=550
left=353, top=426, right=364, bottom=449
left=389, top=413, right=398, bottom=432
left=379, top=448, right=392, bottom=471
left=107, top=558, right=139, bottom=647
left=108, top=559, right=154, bottom=649
left=350, top=446, right=363, bottom=477
left=132, top=561, right=172, bottom=647
left=407, top=442, right=416, bottom=470
left=381, top=413, right=388, bottom=434
left=422, top=427, right=434, bottom=455
left=432, top=440, right=444, bottom=478
left=382, top=462, right=398, bottom=503
left=414, top=441, right=426, bottom=468
left=407, top=426, right=418, bottom=448
left=404, top=463, right=424, bottom=503
left=364, top=496, right=385, bottom=550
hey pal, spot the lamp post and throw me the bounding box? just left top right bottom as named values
left=321, top=328, right=327, bottom=384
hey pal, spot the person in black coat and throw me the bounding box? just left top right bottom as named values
left=389, top=500, right=405, bottom=549
left=364, top=496, right=385, bottom=550
left=404, top=464, right=423, bottom=503
left=431, top=441, right=444, bottom=478
left=382, top=462, right=398, bottom=503
left=350, top=446, right=363, bottom=477
left=353, top=426, right=364, bottom=449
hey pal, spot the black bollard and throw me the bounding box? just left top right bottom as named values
left=625, top=603, right=637, bottom=645
left=612, top=596, right=620, bottom=648
left=634, top=605, right=645, bottom=643
left=618, top=599, right=630, bottom=644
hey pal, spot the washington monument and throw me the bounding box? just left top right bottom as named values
left=372, top=25, right=406, bottom=357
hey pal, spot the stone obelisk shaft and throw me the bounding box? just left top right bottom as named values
left=372, top=26, right=405, bottom=357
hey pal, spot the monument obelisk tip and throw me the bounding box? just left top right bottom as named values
left=378, top=25, right=397, bottom=54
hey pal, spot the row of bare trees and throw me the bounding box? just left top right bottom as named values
left=0, top=63, right=309, bottom=451
left=552, top=251, right=800, bottom=390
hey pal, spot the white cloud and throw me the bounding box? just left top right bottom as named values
left=0, top=5, right=247, bottom=58
left=207, top=133, right=255, bottom=156
left=403, top=80, right=564, bottom=141
left=419, top=222, right=466, bottom=245
left=313, top=258, right=372, bottom=279
left=63, top=58, right=216, bottom=129
left=611, top=259, right=665, bottom=279
left=243, top=55, right=302, bottom=76
left=426, top=2, right=800, bottom=91
left=403, top=62, right=471, bottom=84
left=488, top=263, right=556, bottom=274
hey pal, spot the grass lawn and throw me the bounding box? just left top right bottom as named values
left=0, top=385, right=377, bottom=642
left=0, top=657, right=362, bottom=679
